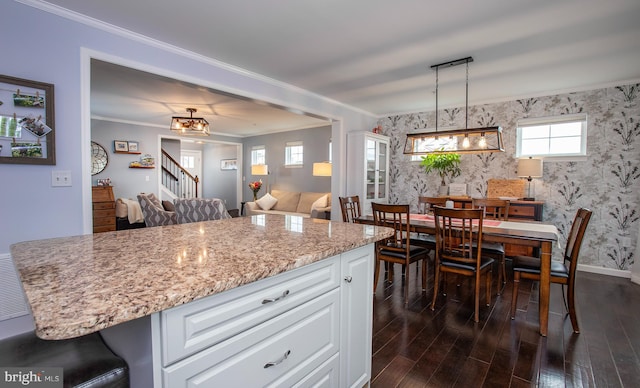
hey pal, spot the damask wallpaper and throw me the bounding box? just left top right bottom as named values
left=377, top=83, right=639, bottom=272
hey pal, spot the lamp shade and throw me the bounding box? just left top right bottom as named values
left=517, top=157, right=543, bottom=178
left=312, top=162, right=332, bottom=177
left=251, top=164, right=268, bottom=176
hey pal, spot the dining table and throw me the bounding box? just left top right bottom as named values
left=357, top=212, right=559, bottom=336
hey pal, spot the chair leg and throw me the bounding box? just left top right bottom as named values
left=485, top=269, right=492, bottom=307
left=404, top=262, right=410, bottom=307
left=474, top=273, right=481, bottom=323
left=510, top=272, right=520, bottom=319
left=373, top=259, right=381, bottom=294
left=566, top=282, right=580, bottom=333
left=431, top=266, right=440, bottom=311
left=421, top=258, right=427, bottom=291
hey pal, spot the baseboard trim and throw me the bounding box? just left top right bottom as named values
left=577, top=263, right=631, bottom=278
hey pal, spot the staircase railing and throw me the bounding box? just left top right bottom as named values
left=161, top=149, right=199, bottom=198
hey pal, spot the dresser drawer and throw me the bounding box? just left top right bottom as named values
left=93, top=202, right=115, bottom=210
left=509, top=205, right=535, bottom=219
left=162, top=289, right=340, bottom=387
left=160, top=256, right=340, bottom=365
left=93, top=216, right=115, bottom=227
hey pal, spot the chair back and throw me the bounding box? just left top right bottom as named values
left=174, top=198, right=232, bottom=224
left=137, top=193, right=177, bottom=227
left=418, top=196, right=447, bottom=214
left=433, top=206, right=484, bottom=267
left=339, top=195, right=362, bottom=223
left=472, top=198, right=510, bottom=220
left=371, top=203, right=411, bottom=255
left=564, top=208, right=592, bottom=279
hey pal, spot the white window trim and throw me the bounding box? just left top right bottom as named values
left=516, top=114, right=587, bottom=161
left=285, top=141, right=304, bottom=167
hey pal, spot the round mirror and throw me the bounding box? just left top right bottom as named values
left=91, top=141, right=108, bottom=175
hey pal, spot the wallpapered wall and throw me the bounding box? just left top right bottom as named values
left=377, top=83, right=639, bottom=272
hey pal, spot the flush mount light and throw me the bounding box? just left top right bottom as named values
left=404, top=57, right=504, bottom=155
left=170, top=108, right=210, bottom=136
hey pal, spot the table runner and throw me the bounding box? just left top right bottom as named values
left=409, top=213, right=501, bottom=227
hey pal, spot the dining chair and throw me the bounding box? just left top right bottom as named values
left=471, top=198, right=510, bottom=294
left=372, top=203, right=430, bottom=306
left=431, top=206, right=494, bottom=322
left=411, top=196, right=448, bottom=250
left=339, top=195, right=361, bottom=223
left=510, top=208, right=592, bottom=333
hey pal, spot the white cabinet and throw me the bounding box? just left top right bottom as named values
left=347, top=131, right=390, bottom=215
left=340, top=245, right=374, bottom=388
left=151, top=245, right=374, bottom=388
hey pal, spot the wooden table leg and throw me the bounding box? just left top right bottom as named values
left=539, top=240, right=552, bottom=337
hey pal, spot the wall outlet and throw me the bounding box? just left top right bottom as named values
left=51, top=170, right=72, bottom=187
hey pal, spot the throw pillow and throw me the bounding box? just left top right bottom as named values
left=256, top=193, right=278, bottom=210
left=311, top=194, right=328, bottom=211
left=162, top=200, right=175, bottom=212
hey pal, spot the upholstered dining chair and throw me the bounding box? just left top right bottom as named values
left=431, top=206, right=494, bottom=322
left=137, top=193, right=177, bottom=227
left=339, top=195, right=361, bottom=223
left=471, top=198, right=510, bottom=293
left=173, top=198, right=232, bottom=224
left=511, top=208, right=592, bottom=333
left=372, top=203, right=430, bottom=306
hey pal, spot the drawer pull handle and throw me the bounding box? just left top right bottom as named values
left=262, top=290, right=290, bottom=304
left=344, top=276, right=353, bottom=283
left=264, top=350, right=291, bottom=368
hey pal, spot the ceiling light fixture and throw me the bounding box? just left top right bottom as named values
left=404, top=57, right=504, bottom=155
left=170, top=108, right=210, bottom=136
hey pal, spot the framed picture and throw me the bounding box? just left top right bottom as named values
left=127, top=141, right=139, bottom=152
left=114, top=140, right=129, bottom=152
left=0, top=74, right=55, bottom=165
left=220, top=159, right=237, bottom=170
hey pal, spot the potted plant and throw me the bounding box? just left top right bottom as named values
left=420, top=153, right=462, bottom=195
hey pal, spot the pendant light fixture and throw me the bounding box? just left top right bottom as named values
left=404, top=57, right=504, bottom=155
left=170, top=108, right=210, bottom=136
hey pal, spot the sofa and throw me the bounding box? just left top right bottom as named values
left=245, top=189, right=331, bottom=219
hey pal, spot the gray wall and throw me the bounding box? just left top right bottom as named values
left=92, top=119, right=159, bottom=200
left=202, top=142, right=238, bottom=209
left=242, top=125, right=332, bottom=200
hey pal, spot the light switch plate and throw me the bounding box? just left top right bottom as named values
left=51, top=170, right=72, bottom=187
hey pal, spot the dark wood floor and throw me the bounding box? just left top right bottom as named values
left=370, top=260, right=640, bottom=387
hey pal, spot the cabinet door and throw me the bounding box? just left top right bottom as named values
left=376, top=139, right=388, bottom=201
left=340, top=245, right=374, bottom=388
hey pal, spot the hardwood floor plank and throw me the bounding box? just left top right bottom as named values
left=371, top=262, right=640, bottom=387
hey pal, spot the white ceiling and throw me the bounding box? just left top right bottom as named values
left=33, top=0, right=640, bottom=136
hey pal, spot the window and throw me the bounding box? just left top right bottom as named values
left=517, top=114, right=587, bottom=158
left=285, top=141, right=303, bottom=166
left=251, top=145, right=265, bottom=165
left=181, top=155, right=195, bottom=168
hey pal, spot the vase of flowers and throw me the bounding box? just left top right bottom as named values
left=249, top=180, right=263, bottom=201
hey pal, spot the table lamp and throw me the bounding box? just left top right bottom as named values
left=517, top=157, right=543, bottom=201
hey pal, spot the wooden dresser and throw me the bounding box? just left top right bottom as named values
left=92, top=186, right=116, bottom=233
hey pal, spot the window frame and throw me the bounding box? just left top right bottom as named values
left=516, top=114, right=587, bottom=160
left=251, top=145, right=266, bottom=166
left=284, top=141, right=304, bottom=167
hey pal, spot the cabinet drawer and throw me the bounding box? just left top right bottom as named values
left=93, top=202, right=115, bottom=210
left=162, top=289, right=340, bottom=387
left=160, top=256, right=340, bottom=365
left=93, top=216, right=115, bottom=227
left=509, top=205, right=535, bottom=219
left=93, top=209, right=115, bottom=219
left=92, top=186, right=114, bottom=202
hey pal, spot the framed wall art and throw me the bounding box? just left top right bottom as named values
left=0, top=75, right=55, bottom=165
left=220, top=159, right=237, bottom=170
left=114, top=140, right=129, bottom=152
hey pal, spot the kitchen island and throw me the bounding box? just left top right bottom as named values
left=11, top=214, right=393, bottom=387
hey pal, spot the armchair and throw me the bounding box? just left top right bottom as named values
left=137, top=193, right=177, bottom=227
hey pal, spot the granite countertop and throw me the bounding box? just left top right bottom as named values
left=10, top=214, right=392, bottom=340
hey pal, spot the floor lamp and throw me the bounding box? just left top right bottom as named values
left=517, top=157, right=543, bottom=201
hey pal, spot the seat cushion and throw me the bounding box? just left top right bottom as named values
left=441, top=256, right=495, bottom=271
left=380, top=244, right=429, bottom=259
left=0, top=331, right=129, bottom=387
left=512, top=255, right=569, bottom=278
